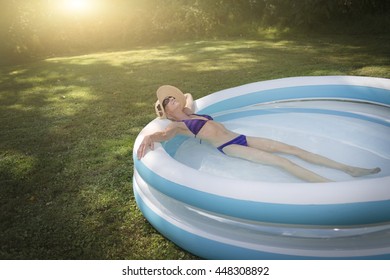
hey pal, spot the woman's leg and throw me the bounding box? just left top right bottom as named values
left=246, top=136, right=381, bottom=177
left=222, top=144, right=331, bottom=183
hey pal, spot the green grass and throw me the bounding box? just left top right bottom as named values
left=1, top=34, right=389, bottom=259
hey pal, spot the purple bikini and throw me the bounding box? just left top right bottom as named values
left=216, top=134, right=248, bottom=154
left=181, top=114, right=248, bottom=154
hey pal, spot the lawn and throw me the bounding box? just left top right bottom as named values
left=1, top=34, right=389, bottom=259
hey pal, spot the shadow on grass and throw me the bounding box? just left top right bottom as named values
left=0, top=60, right=155, bottom=259
left=1, top=34, right=389, bottom=259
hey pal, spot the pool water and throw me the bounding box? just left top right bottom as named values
left=174, top=100, right=390, bottom=183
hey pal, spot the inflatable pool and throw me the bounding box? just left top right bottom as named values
left=133, top=76, right=390, bottom=259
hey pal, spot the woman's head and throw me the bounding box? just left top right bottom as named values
left=155, top=85, right=186, bottom=118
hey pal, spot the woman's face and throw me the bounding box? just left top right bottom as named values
left=163, top=96, right=180, bottom=114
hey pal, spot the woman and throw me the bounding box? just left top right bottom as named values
left=137, top=85, right=381, bottom=182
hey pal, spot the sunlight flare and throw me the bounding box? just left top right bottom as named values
left=63, top=0, right=92, bottom=12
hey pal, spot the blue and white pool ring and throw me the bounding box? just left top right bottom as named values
left=133, top=76, right=390, bottom=259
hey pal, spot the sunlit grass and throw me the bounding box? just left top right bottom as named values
left=1, top=34, right=389, bottom=259
left=352, top=65, right=390, bottom=77
left=0, top=152, right=37, bottom=180
left=47, top=48, right=189, bottom=67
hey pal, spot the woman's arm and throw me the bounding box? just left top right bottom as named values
left=183, top=93, right=195, bottom=114
left=137, top=123, right=179, bottom=159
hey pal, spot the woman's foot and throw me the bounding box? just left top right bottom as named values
left=346, top=167, right=381, bottom=177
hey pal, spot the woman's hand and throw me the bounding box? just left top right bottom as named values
left=137, top=135, right=154, bottom=159
left=136, top=123, right=179, bottom=160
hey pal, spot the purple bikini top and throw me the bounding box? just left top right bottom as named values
left=181, top=114, right=213, bottom=137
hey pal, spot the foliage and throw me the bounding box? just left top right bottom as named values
left=261, top=0, right=390, bottom=27
left=1, top=0, right=389, bottom=65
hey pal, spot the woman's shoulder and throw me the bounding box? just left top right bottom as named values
left=167, top=120, right=193, bottom=136
left=167, top=120, right=185, bottom=130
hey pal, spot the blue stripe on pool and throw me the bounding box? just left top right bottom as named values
left=213, top=107, right=390, bottom=127
left=199, top=85, right=390, bottom=115
left=134, top=159, right=390, bottom=226
left=133, top=179, right=390, bottom=259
